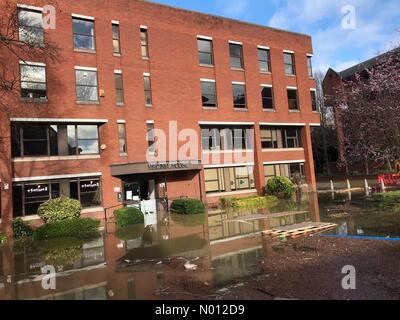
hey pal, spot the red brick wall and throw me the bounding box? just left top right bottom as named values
left=0, top=0, right=320, bottom=230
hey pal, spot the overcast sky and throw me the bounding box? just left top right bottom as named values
left=151, top=0, right=400, bottom=73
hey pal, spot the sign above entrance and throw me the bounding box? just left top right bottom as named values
left=110, top=161, right=202, bottom=176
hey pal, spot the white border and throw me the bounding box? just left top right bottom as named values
left=140, top=25, right=148, bottom=29
left=306, top=53, right=314, bottom=57
left=199, top=121, right=254, bottom=125
left=261, top=84, right=273, bottom=88
left=17, top=4, right=43, bottom=12
left=257, top=45, right=270, bottom=50
left=13, top=172, right=102, bottom=182
left=310, top=88, right=317, bottom=91
left=117, top=120, right=126, bottom=124
left=143, top=72, right=151, bottom=76
left=111, top=20, right=119, bottom=25
left=197, top=35, right=212, bottom=40
left=287, top=86, right=298, bottom=90
left=75, top=66, right=98, bottom=71
left=114, top=69, right=122, bottom=74
left=204, top=163, right=255, bottom=169
left=259, top=122, right=305, bottom=126
left=10, top=118, right=108, bottom=123
left=263, top=160, right=305, bottom=165
left=19, top=60, right=46, bottom=67
left=283, top=49, right=295, bottom=54
left=309, top=123, right=321, bottom=127
left=229, top=40, right=242, bottom=45
left=146, top=120, right=155, bottom=124
left=232, top=81, right=245, bottom=85
left=200, top=78, right=216, bottom=83
left=72, top=13, right=95, bottom=21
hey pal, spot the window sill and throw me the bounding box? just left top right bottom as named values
left=231, top=67, right=245, bottom=72
left=202, top=106, right=218, bottom=110
left=312, top=111, right=321, bottom=114
left=285, top=74, right=296, bottom=77
left=234, top=108, right=248, bottom=111
left=74, top=48, right=96, bottom=54
left=262, top=148, right=304, bottom=153
left=142, top=56, right=150, bottom=60
left=260, top=71, right=272, bottom=75
left=119, top=153, right=128, bottom=157
left=199, top=63, right=214, bottom=68
left=113, top=53, right=121, bottom=57
left=289, top=109, right=300, bottom=113
left=206, top=189, right=257, bottom=198
left=116, top=102, right=125, bottom=107
left=20, top=98, right=48, bottom=103
left=203, top=149, right=254, bottom=154
left=145, top=104, right=153, bottom=107
left=263, top=108, right=275, bottom=112
left=12, top=155, right=101, bottom=162
left=77, top=101, right=100, bottom=105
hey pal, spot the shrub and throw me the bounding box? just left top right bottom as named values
left=230, top=196, right=278, bottom=208
left=265, top=176, right=296, bottom=199
left=13, top=218, right=34, bottom=239
left=0, top=233, right=6, bottom=246
left=114, top=207, right=144, bottom=228
left=170, top=198, right=205, bottom=215
left=38, top=197, right=81, bottom=223
left=33, top=218, right=100, bottom=240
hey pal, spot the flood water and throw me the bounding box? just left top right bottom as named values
left=1, top=191, right=399, bottom=300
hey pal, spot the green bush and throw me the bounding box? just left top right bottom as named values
left=366, top=191, right=400, bottom=207
left=33, top=218, right=100, bottom=240
left=230, top=196, right=278, bottom=208
left=13, top=218, right=34, bottom=239
left=38, top=197, right=81, bottom=223
left=0, top=232, right=7, bottom=246
left=114, top=207, right=144, bottom=228
left=170, top=198, right=205, bottom=215
left=265, top=176, right=296, bottom=199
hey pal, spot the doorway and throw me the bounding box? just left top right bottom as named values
left=123, top=179, right=157, bottom=214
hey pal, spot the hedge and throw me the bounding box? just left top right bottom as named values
left=114, top=207, right=144, bottom=228
left=265, top=176, right=296, bottom=199
left=227, top=196, right=279, bottom=209
left=13, top=218, right=34, bottom=239
left=33, top=218, right=100, bottom=240
left=38, top=197, right=81, bottom=223
left=0, top=233, right=6, bottom=246
left=170, top=198, right=205, bottom=215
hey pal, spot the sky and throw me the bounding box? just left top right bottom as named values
left=151, top=0, right=400, bottom=74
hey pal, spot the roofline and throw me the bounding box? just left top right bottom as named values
left=140, top=0, right=312, bottom=39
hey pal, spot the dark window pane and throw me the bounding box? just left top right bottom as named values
left=261, top=87, right=274, bottom=109
left=198, top=39, right=213, bottom=65
left=11, top=125, right=21, bottom=157
left=80, top=179, right=101, bottom=208
left=229, top=44, right=243, bottom=68
left=232, top=84, right=246, bottom=108
left=70, top=181, right=79, bottom=200
left=12, top=185, right=23, bottom=217
left=23, top=140, right=47, bottom=156
left=201, top=81, right=216, bottom=107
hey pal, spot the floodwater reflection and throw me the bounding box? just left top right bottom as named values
left=1, top=191, right=399, bottom=300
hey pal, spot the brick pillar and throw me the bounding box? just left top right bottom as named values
left=253, top=124, right=265, bottom=195
left=0, top=118, right=13, bottom=238
left=302, top=125, right=317, bottom=192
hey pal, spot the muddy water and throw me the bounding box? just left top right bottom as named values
left=0, top=192, right=399, bottom=300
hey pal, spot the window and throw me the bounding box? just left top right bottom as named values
left=287, top=88, right=299, bottom=110
left=260, top=126, right=302, bottom=149
left=261, top=86, right=274, bottom=110
left=20, top=62, right=47, bottom=100
left=118, top=123, right=127, bottom=154
left=147, top=122, right=155, bottom=152
left=75, top=68, right=99, bottom=102
left=284, top=52, right=295, bottom=75
left=307, top=56, right=313, bottom=78
left=13, top=177, right=101, bottom=217
left=73, top=17, right=95, bottom=51
left=264, top=163, right=304, bottom=184
left=197, top=38, right=213, bottom=66
left=18, top=8, right=44, bottom=44
left=201, top=126, right=252, bottom=151
left=258, top=48, right=271, bottom=72
left=144, top=74, right=152, bottom=106
left=232, top=83, right=246, bottom=109
left=68, top=125, right=99, bottom=155
left=115, top=72, right=124, bottom=104
left=229, top=43, right=244, bottom=69
left=204, top=168, right=225, bottom=193
left=112, top=23, right=121, bottom=54
left=310, top=90, right=317, bottom=111
left=201, top=80, right=217, bottom=107
left=204, top=166, right=254, bottom=193
left=140, top=27, right=149, bottom=58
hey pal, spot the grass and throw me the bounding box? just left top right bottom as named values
left=366, top=191, right=400, bottom=207
left=33, top=218, right=100, bottom=240
left=220, top=195, right=279, bottom=209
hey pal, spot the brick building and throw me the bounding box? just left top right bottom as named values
left=0, top=0, right=320, bottom=235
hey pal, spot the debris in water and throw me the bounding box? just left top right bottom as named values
left=184, top=261, right=198, bottom=271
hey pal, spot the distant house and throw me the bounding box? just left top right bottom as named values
left=322, top=49, right=399, bottom=172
